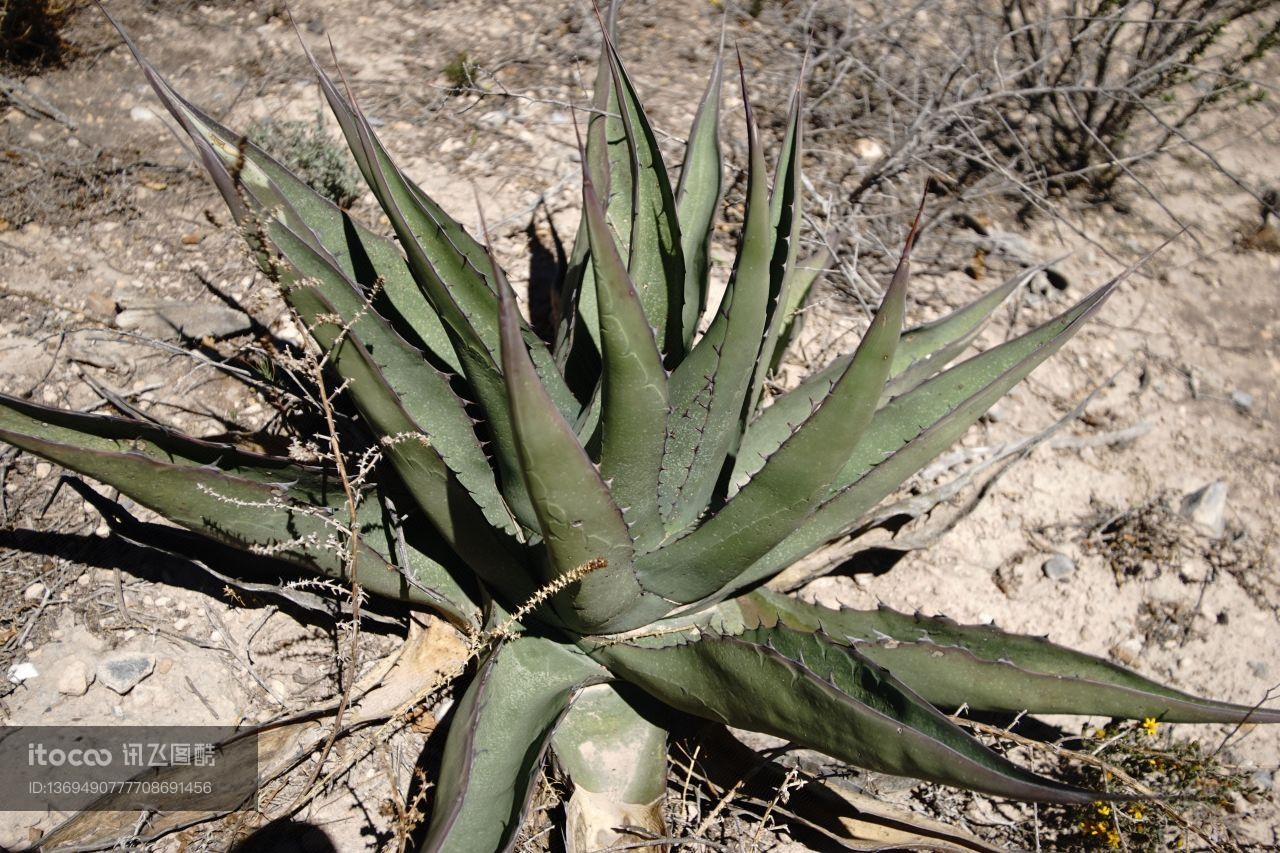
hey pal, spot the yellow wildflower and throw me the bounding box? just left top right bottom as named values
left=1142, top=716, right=1159, bottom=737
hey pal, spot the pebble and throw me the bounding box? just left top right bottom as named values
left=1042, top=554, right=1076, bottom=581
left=22, top=582, right=47, bottom=602
left=115, top=302, right=251, bottom=341
left=1230, top=390, right=1254, bottom=413
left=57, top=660, right=94, bottom=697
left=97, top=653, right=156, bottom=695
left=1111, top=637, right=1143, bottom=667
left=7, top=662, right=38, bottom=684
left=129, top=105, right=158, bottom=122
left=851, top=137, right=886, bottom=163
left=1180, top=481, right=1228, bottom=537
left=34, top=462, right=52, bottom=479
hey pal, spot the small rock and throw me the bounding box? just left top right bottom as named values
left=57, top=660, right=94, bottom=697
left=1180, top=481, right=1228, bottom=537
left=851, top=137, right=885, bottom=162
left=22, top=582, right=47, bottom=602
left=129, top=105, right=158, bottom=122
left=115, top=302, right=251, bottom=341
left=1042, top=554, right=1076, bottom=581
left=156, top=657, right=174, bottom=675
left=34, top=461, right=52, bottom=479
left=1230, top=390, right=1254, bottom=413
left=1248, top=660, right=1270, bottom=679
left=1111, top=637, right=1143, bottom=667
left=7, top=662, right=38, bottom=684
left=97, top=653, right=156, bottom=695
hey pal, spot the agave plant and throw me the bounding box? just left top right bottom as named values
left=3, top=5, right=1276, bottom=852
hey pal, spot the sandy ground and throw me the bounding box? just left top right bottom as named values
left=0, top=1, right=1277, bottom=850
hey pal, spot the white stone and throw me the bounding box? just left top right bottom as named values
left=1042, top=554, right=1077, bottom=581
left=7, top=662, right=38, bottom=684
left=1180, top=481, right=1228, bottom=537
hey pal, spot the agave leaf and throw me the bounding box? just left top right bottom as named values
left=582, top=166, right=669, bottom=551
left=105, top=16, right=462, bottom=374
left=298, top=43, right=576, bottom=527
left=746, top=84, right=804, bottom=421
left=301, top=45, right=575, bottom=417
left=595, top=625, right=1097, bottom=804
left=691, top=723, right=1006, bottom=853
left=736, top=589, right=1280, bottom=724
left=495, top=259, right=668, bottom=632
left=659, top=65, right=773, bottom=534
left=0, top=394, right=480, bottom=621
left=553, top=0, right=624, bottom=385
left=767, top=246, right=830, bottom=373
left=638, top=220, right=912, bottom=603
left=267, top=218, right=521, bottom=541
left=602, top=30, right=686, bottom=362
left=734, top=267, right=1023, bottom=494
left=674, top=34, right=725, bottom=349
left=423, top=636, right=606, bottom=853
left=885, top=266, right=1030, bottom=398
left=718, top=277, right=1119, bottom=597
left=552, top=683, right=668, bottom=852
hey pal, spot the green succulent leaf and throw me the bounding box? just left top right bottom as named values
left=674, top=38, right=725, bottom=348
left=582, top=165, right=670, bottom=551
left=423, top=636, right=606, bottom=853
left=495, top=259, right=668, bottom=632
left=767, top=247, right=831, bottom=373
left=268, top=220, right=521, bottom=539
left=595, top=625, right=1098, bottom=804
left=720, top=275, right=1121, bottom=596
left=746, top=83, right=804, bottom=421
left=0, top=394, right=478, bottom=622
left=602, top=30, right=687, bottom=361
left=886, top=266, right=1030, bottom=397
left=110, top=23, right=461, bottom=374
left=659, top=66, right=773, bottom=534
left=553, top=0, right=630, bottom=387
left=638, top=219, right=913, bottom=603
left=299, top=43, right=577, bottom=525
left=736, top=589, right=1280, bottom=724
left=551, top=682, right=668, bottom=805
left=735, top=267, right=1023, bottom=494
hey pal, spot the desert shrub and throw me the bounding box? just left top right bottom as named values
left=800, top=0, right=1279, bottom=206
left=442, top=50, right=476, bottom=93
left=248, top=118, right=361, bottom=208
